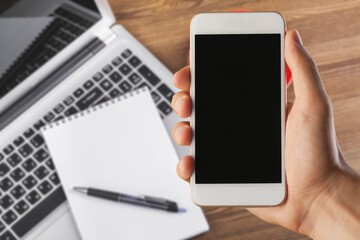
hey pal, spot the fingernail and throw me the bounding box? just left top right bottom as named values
left=295, top=30, right=303, bottom=46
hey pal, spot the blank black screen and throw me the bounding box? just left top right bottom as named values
left=195, top=34, right=282, bottom=183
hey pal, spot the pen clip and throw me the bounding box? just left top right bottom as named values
left=143, top=196, right=177, bottom=207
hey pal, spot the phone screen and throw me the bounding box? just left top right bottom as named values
left=195, top=34, right=282, bottom=184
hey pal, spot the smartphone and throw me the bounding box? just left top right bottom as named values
left=190, top=12, right=286, bottom=206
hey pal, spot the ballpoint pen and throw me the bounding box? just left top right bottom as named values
left=73, top=186, right=186, bottom=213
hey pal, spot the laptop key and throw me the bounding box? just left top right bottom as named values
left=92, top=72, right=103, bottom=82
left=0, top=231, right=16, bottom=240
left=54, top=104, right=65, bottom=114
left=33, top=120, right=46, bottom=131
left=73, top=88, right=84, bottom=98
left=83, top=80, right=94, bottom=90
left=37, top=181, right=53, bottom=195
left=102, top=64, right=113, bottom=74
left=3, top=145, right=14, bottom=155
left=2, top=210, right=17, bottom=225
left=109, top=89, right=121, bottom=98
left=13, top=136, right=25, bottom=147
left=30, top=135, right=45, bottom=148
left=109, top=71, right=122, bottom=84
left=128, top=73, right=142, bottom=85
left=26, top=190, right=41, bottom=205
left=34, top=166, right=50, bottom=180
left=119, top=81, right=132, bottom=93
left=99, top=80, right=113, bottom=91
left=0, top=177, right=13, bottom=192
left=14, top=200, right=29, bottom=215
left=33, top=149, right=49, bottom=163
left=18, top=144, right=33, bottom=158
left=43, top=112, right=55, bottom=123
left=10, top=185, right=26, bottom=200
left=150, top=91, right=161, bottom=103
left=121, top=49, right=132, bottom=58
left=76, top=87, right=103, bottom=110
left=111, top=56, right=123, bottom=66
left=157, top=83, right=175, bottom=102
left=63, top=96, right=75, bottom=106
left=49, top=173, right=60, bottom=185
left=10, top=168, right=25, bottom=182
left=0, top=153, right=4, bottom=162
left=22, top=158, right=37, bottom=172
left=0, top=163, right=10, bottom=177
left=0, top=195, right=14, bottom=210
left=7, top=153, right=22, bottom=167
left=157, top=101, right=172, bottom=116
left=45, top=159, right=55, bottom=171
left=138, top=65, right=161, bottom=86
left=23, top=128, right=35, bottom=139
left=11, top=187, right=66, bottom=238
left=128, top=55, right=141, bottom=68
left=22, top=176, right=37, bottom=190
left=119, top=63, right=132, bottom=76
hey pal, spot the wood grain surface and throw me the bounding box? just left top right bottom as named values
left=108, top=1, right=360, bottom=239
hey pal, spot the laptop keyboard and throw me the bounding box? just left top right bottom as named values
left=0, top=48, right=174, bottom=239
left=0, top=6, right=95, bottom=98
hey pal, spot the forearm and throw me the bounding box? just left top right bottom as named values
left=300, top=169, right=360, bottom=240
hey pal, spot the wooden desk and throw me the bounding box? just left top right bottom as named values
left=108, top=1, right=360, bottom=239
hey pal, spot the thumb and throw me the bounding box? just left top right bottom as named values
left=285, top=30, right=328, bottom=102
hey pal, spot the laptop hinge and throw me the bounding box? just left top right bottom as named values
left=0, top=37, right=105, bottom=131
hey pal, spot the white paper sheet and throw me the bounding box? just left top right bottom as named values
left=42, top=89, right=209, bottom=240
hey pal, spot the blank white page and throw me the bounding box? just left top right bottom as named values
left=42, top=89, right=209, bottom=240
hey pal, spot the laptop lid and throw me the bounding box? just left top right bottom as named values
left=0, top=0, right=115, bottom=115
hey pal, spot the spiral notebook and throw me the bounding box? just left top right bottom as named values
left=41, top=88, right=209, bottom=240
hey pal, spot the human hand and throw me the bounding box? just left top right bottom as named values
left=171, top=29, right=360, bottom=239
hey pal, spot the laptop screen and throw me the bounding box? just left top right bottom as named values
left=0, top=0, right=101, bottom=99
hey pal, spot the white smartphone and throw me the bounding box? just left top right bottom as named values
left=190, top=12, right=286, bottom=206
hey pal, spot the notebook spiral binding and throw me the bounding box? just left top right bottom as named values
left=42, top=87, right=148, bottom=131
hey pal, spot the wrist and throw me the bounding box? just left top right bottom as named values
left=299, top=168, right=360, bottom=239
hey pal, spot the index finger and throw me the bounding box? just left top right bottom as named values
left=173, top=66, right=190, bottom=91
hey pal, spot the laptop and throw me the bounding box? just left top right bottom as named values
left=0, top=0, right=189, bottom=239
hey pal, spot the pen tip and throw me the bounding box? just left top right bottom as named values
left=178, top=208, right=186, bottom=213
